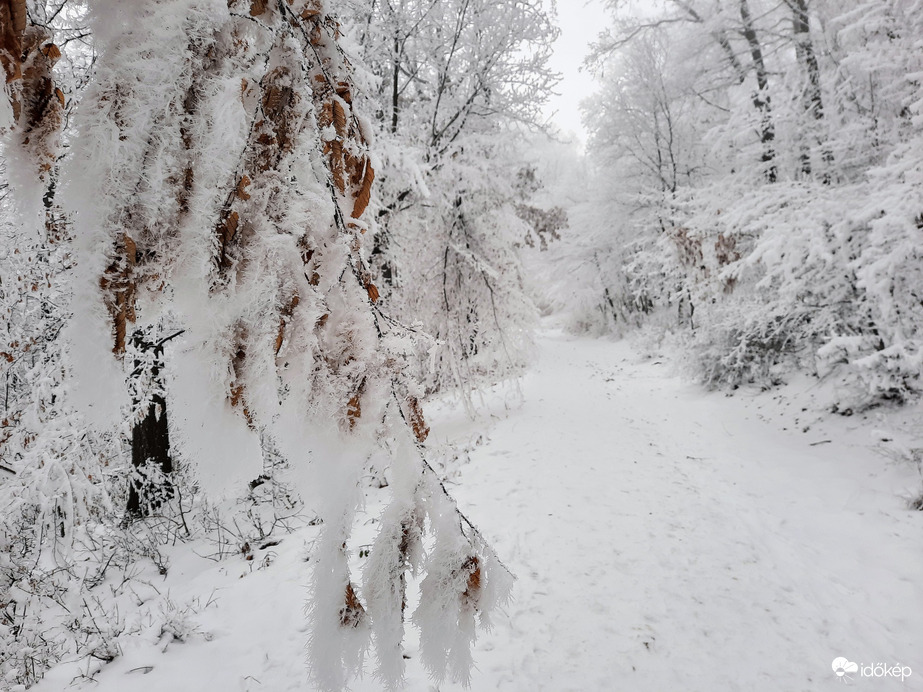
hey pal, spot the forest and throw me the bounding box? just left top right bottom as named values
left=0, top=0, right=920, bottom=690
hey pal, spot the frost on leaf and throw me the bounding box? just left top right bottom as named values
left=1, top=4, right=63, bottom=178
left=340, top=582, right=366, bottom=628
left=345, top=377, right=365, bottom=429
left=405, top=395, right=430, bottom=442
left=99, top=233, right=138, bottom=354
left=460, top=556, right=481, bottom=609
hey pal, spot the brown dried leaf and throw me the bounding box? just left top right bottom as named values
left=300, top=0, right=322, bottom=21
left=351, top=160, right=374, bottom=219
left=318, top=100, right=333, bottom=129
left=406, top=396, right=429, bottom=442
left=113, top=294, right=129, bottom=354
left=335, top=81, right=352, bottom=104
left=344, top=154, right=362, bottom=188
left=236, top=175, right=251, bottom=201
left=107, top=233, right=139, bottom=354
left=461, top=556, right=481, bottom=608
left=365, top=282, right=379, bottom=303
left=262, top=85, right=283, bottom=120
left=331, top=99, right=347, bottom=137
left=224, top=210, right=239, bottom=241
left=123, top=234, right=137, bottom=265
left=339, top=582, right=365, bottom=628
left=346, top=391, right=362, bottom=427
left=40, top=42, right=60, bottom=61
left=274, top=293, right=299, bottom=355
left=229, top=383, right=245, bottom=409
left=9, top=27, right=63, bottom=174
left=249, top=0, right=267, bottom=16
left=229, top=334, right=254, bottom=426
left=346, top=376, right=366, bottom=429
left=215, top=210, right=240, bottom=269
left=328, top=140, right=345, bottom=192
left=7, top=0, right=25, bottom=37
left=0, top=0, right=26, bottom=83
left=273, top=323, right=285, bottom=355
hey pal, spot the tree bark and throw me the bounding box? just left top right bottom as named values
left=739, top=0, right=776, bottom=182
left=390, top=34, right=399, bottom=133
left=789, top=0, right=833, bottom=182
left=125, top=332, right=175, bottom=517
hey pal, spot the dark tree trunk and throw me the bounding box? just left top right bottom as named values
left=672, top=2, right=747, bottom=84
left=740, top=0, right=777, bottom=182
left=790, top=0, right=833, bottom=182
left=390, top=35, right=400, bottom=134
left=126, top=331, right=177, bottom=517
left=372, top=187, right=413, bottom=288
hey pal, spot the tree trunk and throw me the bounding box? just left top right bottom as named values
left=390, top=34, right=400, bottom=133
left=672, top=2, right=747, bottom=84
left=739, top=0, right=776, bottom=182
left=125, top=332, right=174, bottom=517
left=790, top=0, right=833, bottom=182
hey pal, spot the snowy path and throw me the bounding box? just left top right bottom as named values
left=34, top=332, right=922, bottom=692
left=428, top=333, right=922, bottom=692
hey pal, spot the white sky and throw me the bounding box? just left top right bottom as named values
left=543, top=0, right=611, bottom=149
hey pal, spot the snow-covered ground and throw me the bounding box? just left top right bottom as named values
left=34, top=331, right=923, bottom=692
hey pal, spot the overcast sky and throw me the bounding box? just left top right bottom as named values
left=543, top=0, right=611, bottom=149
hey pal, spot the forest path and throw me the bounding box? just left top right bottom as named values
left=430, top=331, right=922, bottom=692
left=30, top=332, right=922, bottom=692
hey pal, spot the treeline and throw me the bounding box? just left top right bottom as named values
left=560, top=0, right=923, bottom=409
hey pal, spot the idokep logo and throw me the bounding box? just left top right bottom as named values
left=832, top=657, right=912, bottom=683
left=833, top=658, right=858, bottom=679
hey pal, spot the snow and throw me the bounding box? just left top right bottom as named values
left=31, top=331, right=922, bottom=691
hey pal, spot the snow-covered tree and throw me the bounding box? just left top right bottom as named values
left=0, top=2, right=126, bottom=685
left=0, top=0, right=517, bottom=688
left=52, top=0, right=510, bottom=688
left=347, top=0, right=558, bottom=407
left=571, top=0, right=923, bottom=407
